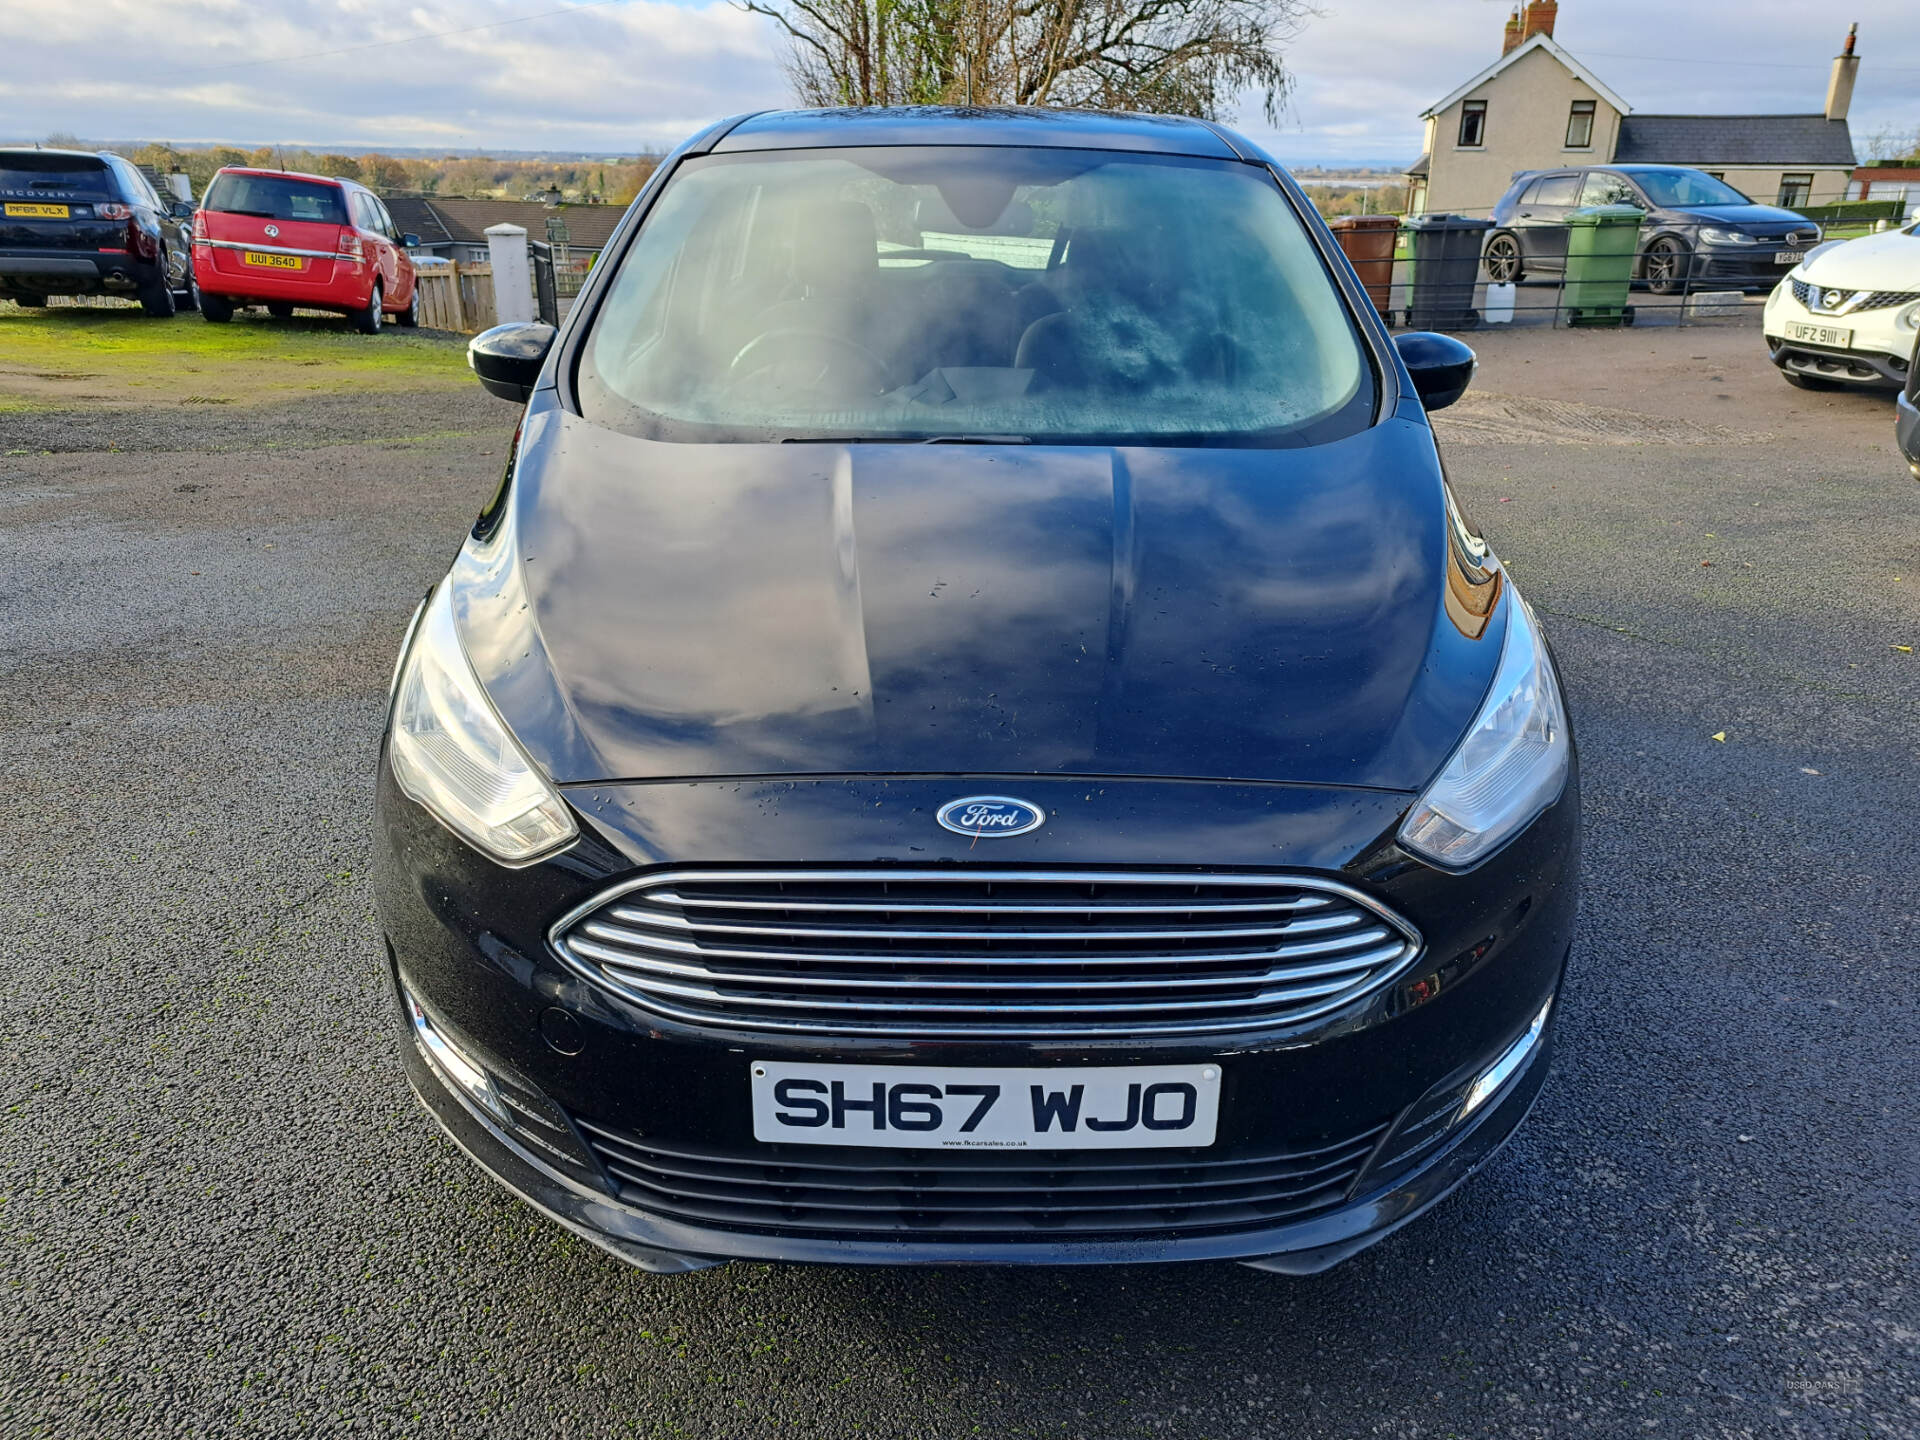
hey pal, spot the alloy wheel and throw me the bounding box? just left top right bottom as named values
left=1485, top=235, right=1521, bottom=284
left=1645, top=239, right=1685, bottom=296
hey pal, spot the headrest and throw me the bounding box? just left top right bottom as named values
left=1060, top=226, right=1153, bottom=302
left=793, top=201, right=876, bottom=291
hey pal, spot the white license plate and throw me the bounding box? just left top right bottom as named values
left=1774, top=250, right=1804, bottom=264
left=1785, top=321, right=1852, bottom=347
left=750, top=1061, right=1221, bottom=1150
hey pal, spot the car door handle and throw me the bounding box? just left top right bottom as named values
left=1519, top=211, right=1533, bottom=218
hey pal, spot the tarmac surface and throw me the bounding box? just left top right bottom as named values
left=2, top=314, right=1914, bottom=1437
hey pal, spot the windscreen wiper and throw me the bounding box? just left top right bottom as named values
left=777, top=435, right=1032, bottom=445
left=776, top=434, right=1033, bottom=445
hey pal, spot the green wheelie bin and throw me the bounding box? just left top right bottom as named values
left=1562, top=204, right=1642, bottom=327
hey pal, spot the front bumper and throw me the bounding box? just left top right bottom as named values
left=1690, top=246, right=1804, bottom=289
left=374, top=764, right=1579, bottom=1271
left=395, top=959, right=1561, bottom=1273
left=1764, top=280, right=1916, bottom=388
left=1897, top=386, right=1919, bottom=476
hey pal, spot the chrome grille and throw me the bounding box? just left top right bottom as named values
left=1859, top=289, right=1920, bottom=311
left=549, top=868, right=1423, bottom=1038
left=576, top=1117, right=1391, bottom=1239
left=1790, top=280, right=1919, bottom=314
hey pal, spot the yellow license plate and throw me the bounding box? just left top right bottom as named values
left=244, top=251, right=304, bottom=270
left=4, top=202, right=69, bottom=219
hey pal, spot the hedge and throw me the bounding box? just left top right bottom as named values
left=1797, top=199, right=1907, bottom=224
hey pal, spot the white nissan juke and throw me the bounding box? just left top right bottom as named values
left=1764, top=216, right=1920, bottom=391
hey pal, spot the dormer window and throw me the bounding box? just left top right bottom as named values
left=1459, top=100, right=1488, bottom=148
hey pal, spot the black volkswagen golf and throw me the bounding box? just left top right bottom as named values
left=374, top=108, right=1579, bottom=1275
left=1484, top=164, right=1820, bottom=295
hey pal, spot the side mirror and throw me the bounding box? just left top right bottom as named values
left=1394, top=331, right=1477, bottom=412
left=468, top=322, right=557, bottom=404
left=169, top=200, right=194, bottom=220
left=402, top=233, right=420, bottom=248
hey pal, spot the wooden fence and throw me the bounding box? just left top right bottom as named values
left=414, top=261, right=497, bottom=333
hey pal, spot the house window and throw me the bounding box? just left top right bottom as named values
left=1458, top=100, right=1487, bottom=149
left=1777, top=173, right=1813, bottom=208
left=1565, top=101, right=1595, bottom=149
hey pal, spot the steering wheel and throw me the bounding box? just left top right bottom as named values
left=729, top=328, right=891, bottom=399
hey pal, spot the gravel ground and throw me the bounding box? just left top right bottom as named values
left=1, top=321, right=1914, bottom=1438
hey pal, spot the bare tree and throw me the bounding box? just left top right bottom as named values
left=1858, top=121, right=1920, bottom=163
left=738, top=0, right=1308, bottom=123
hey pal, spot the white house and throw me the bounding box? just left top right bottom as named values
left=1407, top=3, right=1861, bottom=216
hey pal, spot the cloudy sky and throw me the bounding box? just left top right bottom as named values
left=0, top=0, right=1913, bottom=164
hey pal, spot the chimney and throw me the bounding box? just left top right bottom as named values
left=1520, top=0, right=1558, bottom=44
left=1503, top=7, right=1523, bottom=55
left=1825, top=23, right=1859, bottom=123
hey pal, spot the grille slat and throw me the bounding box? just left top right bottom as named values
left=574, top=1118, right=1379, bottom=1173
left=574, top=1120, right=1391, bottom=1239
left=558, top=957, right=1389, bottom=1015
left=578, top=921, right=1391, bottom=967
left=600, top=1163, right=1358, bottom=1218
left=551, top=868, right=1422, bottom=1039
left=600, top=904, right=1364, bottom=944
left=647, top=889, right=1337, bottom=916
left=584, top=1135, right=1378, bottom=1199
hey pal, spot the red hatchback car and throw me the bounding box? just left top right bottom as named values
left=192, top=168, right=419, bottom=332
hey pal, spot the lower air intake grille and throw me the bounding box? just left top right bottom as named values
left=575, top=1119, right=1391, bottom=1240
left=549, top=868, right=1422, bottom=1039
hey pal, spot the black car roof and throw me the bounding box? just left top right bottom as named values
left=0, top=147, right=110, bottom=161
left=713, top=106, right=1243, bottom=160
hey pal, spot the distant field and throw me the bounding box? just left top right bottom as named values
left=0, top=305, right=468, bottom=412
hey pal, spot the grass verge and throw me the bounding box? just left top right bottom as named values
left=0, top=306, right=470, bottom=411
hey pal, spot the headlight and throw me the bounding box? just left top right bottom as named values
left=1898, top=301, right=1920, bottom=333
left=1399, top=588, right=1569, bottom=870
left=1699, top=228, right=1755, bottom=245
left=388, top=584, right=577, bottom=865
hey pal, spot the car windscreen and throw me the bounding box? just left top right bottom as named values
left=575, top=147, right=1374, bottom=447
left=0, top=153, right=113, bottom=197
left=1630, top=170, right=1753, bottom=207
left=202, top=173, right=347, bottom=224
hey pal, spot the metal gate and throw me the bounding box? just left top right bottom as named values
left=530, top=240, right=559, bottom=327
left=530, top=217, right=588, bottom=328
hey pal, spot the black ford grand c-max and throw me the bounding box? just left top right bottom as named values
left=374, top=107, right=1579, bottom=1275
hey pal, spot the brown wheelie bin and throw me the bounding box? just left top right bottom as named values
left=1329, top=214, right=1400, bottom=319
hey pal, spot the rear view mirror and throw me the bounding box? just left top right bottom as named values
left=468, top=322, right=557, bottom=404
left=1394, top=331, right=1477, bottom=412
left=402, top=233, right=421, bottom=248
